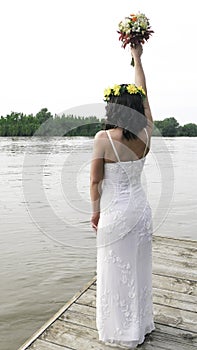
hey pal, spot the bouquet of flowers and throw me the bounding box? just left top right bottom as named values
left=117, top=12, right=154, bottom=65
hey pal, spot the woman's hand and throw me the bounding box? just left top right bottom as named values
left=131, top=44, right=143, bottom=62
left=91, top=212, right=100, bottom=233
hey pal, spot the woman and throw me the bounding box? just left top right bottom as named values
left=90, top=44, right=155, bottom=348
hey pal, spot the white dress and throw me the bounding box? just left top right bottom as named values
left=96, top=129, right=155, bottom=349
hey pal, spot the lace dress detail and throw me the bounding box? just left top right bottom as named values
left=96, top=129, right=155, bottom=348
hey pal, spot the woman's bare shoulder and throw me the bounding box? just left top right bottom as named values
left=94, top=130, right=107, bottom=139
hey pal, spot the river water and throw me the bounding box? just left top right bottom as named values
left=0, top=136, right=196, bottom=350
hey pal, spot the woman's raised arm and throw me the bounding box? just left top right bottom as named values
left=131, top=45, right=153, bottom=134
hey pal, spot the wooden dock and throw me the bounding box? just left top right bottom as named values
left=18, top=236, right=197, bottom=350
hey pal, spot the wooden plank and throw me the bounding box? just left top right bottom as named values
left=153, top=287, right=197, bottom=312
left=92, top=276, right=197, bottom=297
left=28, top=339, right=72, bottom=349
left=76, top=286, right=197, bottom=314
left=153, top=253, right=197, bottom=272
left=138, top=343, right=172, bottom=350
left=18, top=276, right=96, bottom=350
left=69, top=303, right=96, bottom=316
left=153, top=256, right=197, bottom=275
left=75, top=288, right=197, bottom=333
left=153, top=261, right=197, bottom=281
left=40, top=319, right=123, bottom=350
left=40, top=318, right=196, bottom=350
left=76, top=289, right=96, bottom=307
left=152, top=274, right=197, bottom=296
left=91, top=276, right=197, bottom=299
left=154, top=304, right=197, bottom=333
left=153, top=251, right=197, bottom=267
left=153, top=236, right=197, bottom=249
left=61, top=303, right=197, bottom=347
left=60, top=310, right=96, bottom=329
left=75, top=287, right=197, bottom=333
left=152, top=244, right=197, bottom=261
left=139, top=343, right=190, bottom=350
left=40, top=319, right=196, bottom=350
left=90, top=284, right=96, bottom=291
left=137, top=345, right=169, bottom=350
left=30, top=322, right=197, bottom=350
left=155, top=323, right=197, bottom=346
left=144, top=333, right=196, bottom=350
left=60, top=308, right=197, bottom=347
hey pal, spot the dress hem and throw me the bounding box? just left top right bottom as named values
left=98, top=322, right=155, bottom=349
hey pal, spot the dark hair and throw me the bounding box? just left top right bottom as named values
left=104, top=85, right=147, bottom=140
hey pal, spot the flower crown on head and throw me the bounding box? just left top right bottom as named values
left=104, top=84, right=146, bottom=102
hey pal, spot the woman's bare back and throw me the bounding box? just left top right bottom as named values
left=102, top=127, right=150, bottom=163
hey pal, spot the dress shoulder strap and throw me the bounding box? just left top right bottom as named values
left=106, top=130, right=121, bottom=162
left=143, top=127, right=149, bottom=158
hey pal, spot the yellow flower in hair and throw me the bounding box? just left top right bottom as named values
left=113, top=84, right=121, bottom=96
left=137, top=86, right=146, bottom=96
left=127, top=84, right=138, bottom=94
left=104, top=87, right=112, bottom=98
left=104, top=83, right=146, bottom=102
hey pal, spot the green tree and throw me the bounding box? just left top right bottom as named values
left=35, top=108, right=53, bottom=124
left=178, top=123, right=197, bottom=136
left=154, top=117, right=179, bottom=136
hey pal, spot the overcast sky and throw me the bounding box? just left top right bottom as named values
left=0, top=0, right=196, bottom=125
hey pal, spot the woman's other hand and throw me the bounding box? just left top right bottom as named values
left=91, top=212, right=100, bottom=233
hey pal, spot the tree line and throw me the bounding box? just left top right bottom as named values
left=0, top=108, right=196, bottom=137
left=153, top=117, right=197, bottom=137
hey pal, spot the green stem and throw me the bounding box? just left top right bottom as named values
left=131, top=57, right=135, bottom=66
